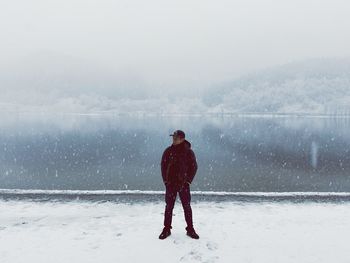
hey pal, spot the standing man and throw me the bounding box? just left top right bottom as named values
left=159, top=130, right=199, bottom=240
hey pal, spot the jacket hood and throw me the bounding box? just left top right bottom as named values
left=172, top=139, right=191, bottom=149
left=184, top=139, right=191, bottom=148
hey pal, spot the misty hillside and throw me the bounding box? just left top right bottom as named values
left=0, top=52, right=156, bottom=100
left=203, top=58, right=350, bottom=114
left=1, top=56, right=350, bottom=115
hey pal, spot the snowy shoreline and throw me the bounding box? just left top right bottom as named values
left=4, top=189, right=350, bottom=203
left=1, top=199, right=350, bottom=263
left=3, top=188, right=350, bottom=196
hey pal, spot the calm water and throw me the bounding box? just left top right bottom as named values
left=1, top=113, right=350, bottom=192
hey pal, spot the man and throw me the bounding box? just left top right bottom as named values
left=159, top=129, right=199, bottom=240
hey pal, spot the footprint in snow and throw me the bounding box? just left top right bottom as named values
left=206, top=241, right=218, bottom=251
left=13, top=221, right=28, bottom=226
left=179, top=249, right=203, bottom=262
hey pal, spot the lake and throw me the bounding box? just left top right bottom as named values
left=1, top=113, right=350, bottom=192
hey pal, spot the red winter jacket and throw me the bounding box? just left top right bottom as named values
left=161, top=140, right=198, bottom=188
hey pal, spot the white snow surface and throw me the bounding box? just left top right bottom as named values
left=1, top=199, right=350, bottom=263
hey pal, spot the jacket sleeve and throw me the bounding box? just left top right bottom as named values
left=186, top=149, right=198, bottom=184
left=161, top=148, right=169, bottom=184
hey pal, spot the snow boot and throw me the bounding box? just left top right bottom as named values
left=159, top=226, right=172, bottom=239
left=186, top=226, right=199, bottom=239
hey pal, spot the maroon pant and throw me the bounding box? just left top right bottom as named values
left=163, top=183, right=193, bottom=229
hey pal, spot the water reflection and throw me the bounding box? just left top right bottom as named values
left=0, top=113, right=350, bottom=191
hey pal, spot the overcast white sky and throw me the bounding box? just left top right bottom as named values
left=1, top=0, right=350, bottom=89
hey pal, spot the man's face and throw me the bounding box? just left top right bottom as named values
left=172, top=135, right=184, bottom=145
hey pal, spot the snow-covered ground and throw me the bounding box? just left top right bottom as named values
left=1, top=199, right=350, bottom=263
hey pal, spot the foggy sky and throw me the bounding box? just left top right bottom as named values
left=1, top=0, right=350, bottom=90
